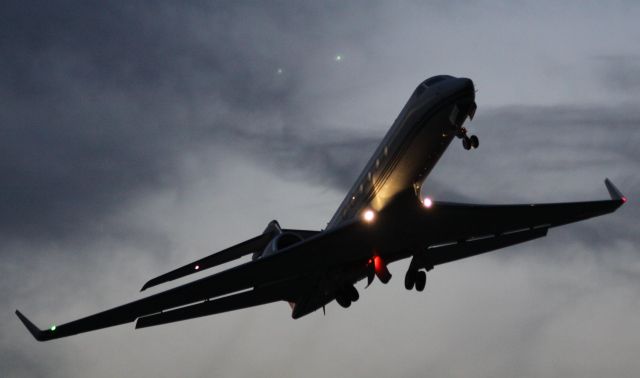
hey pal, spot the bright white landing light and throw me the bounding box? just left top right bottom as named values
left=363, top=209, right=375, bottom=223
left=423, top=197, right=433, bottom=208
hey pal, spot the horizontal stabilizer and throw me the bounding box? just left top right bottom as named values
left=141, top=228, right=320, bottom=291
left=141, top=234, right=269, bottom=291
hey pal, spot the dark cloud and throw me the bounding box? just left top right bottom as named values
left=1, top=1, right=303, bottom=242
left=0, top=1, right=403, bottom=244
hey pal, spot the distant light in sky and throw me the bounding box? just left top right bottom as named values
left=335, top=55, right=342, bottom=62
left=276, top=68, right=283, bottom=75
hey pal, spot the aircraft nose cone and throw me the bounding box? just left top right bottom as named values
left=458, top=77, right=475, bottom=92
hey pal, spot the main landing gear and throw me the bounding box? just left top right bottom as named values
left=336, top=285, right=359, bottom=308
left=404, top=269, right=427, bottom=292
left=457, top=127, right=479, bottom=150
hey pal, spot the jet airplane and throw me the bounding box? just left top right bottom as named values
left=17, top=75, right=626, bottom=341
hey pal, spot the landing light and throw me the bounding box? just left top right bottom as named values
left=363, top=209, right=375, bottom=223
left=194, top=265, right=200, bottom=270
left=423, top=197, right=433, bottom=208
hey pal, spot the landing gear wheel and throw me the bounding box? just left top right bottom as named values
left=404, top=270, right=416, bottom=290
left=470, top=135, right=479, bottom=149
left=336, top=294, right=351, bottom=308
left=462, top=137, right=471, bottom=150
left=347, top=285, right=359, bottom=302
left=415, top=271, right=427, bottom=292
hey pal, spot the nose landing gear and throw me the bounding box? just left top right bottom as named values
left=457, top=127, right=479, bottom=150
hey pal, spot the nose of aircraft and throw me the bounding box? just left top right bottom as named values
left=412, top=75, right=475, bottom=103
left=458, top=77, right=475, bottom=92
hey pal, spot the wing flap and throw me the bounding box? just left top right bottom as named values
left=135, top=283, right=287, bottom=329
left=409, top=227, right=548, bottom=269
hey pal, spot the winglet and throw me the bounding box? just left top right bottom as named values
left=605, top=178, right=627, bottom=203
left=15, top=310, right=45, bottom=342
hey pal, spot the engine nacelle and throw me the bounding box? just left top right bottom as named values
left=256, top=232, right=304, bottom=259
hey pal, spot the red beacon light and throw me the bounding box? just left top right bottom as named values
left=373, top=255, right=382, bottom=272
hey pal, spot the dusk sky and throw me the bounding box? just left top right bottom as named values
left=2, top=2, right=639, bottom=377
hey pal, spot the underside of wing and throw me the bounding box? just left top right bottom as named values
left=408, top=227, right=548, bottom=269
left=379, top=179, right=626, bottom=263
left=15, top=220, right=368, bottom=341
left=135, top=281, right=291, bottom=329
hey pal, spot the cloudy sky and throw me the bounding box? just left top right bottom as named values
left=2, top=1, right=639, bottom=377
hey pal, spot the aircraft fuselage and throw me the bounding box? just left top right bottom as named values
left=327, top=75, right=476, bottom=228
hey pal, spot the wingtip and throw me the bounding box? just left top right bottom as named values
left=15, top=310, right=45, bottom=342
left=140, top=278, right=159, bottom=292
left=604, top=178, right=627, bottom=204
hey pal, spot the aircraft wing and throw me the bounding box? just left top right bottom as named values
left=16, top=179, right=625, bottom=341
left=134, top=281, right=291, bottom=329
left=385, top=178, right=626, bottom=267
left=15, top=220, right=369, bottom=341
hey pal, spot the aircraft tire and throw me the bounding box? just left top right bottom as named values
left=347, top=285, right=359, bottom=302
left=404, top=270, right=416, bottom=290
left=470, top=135, right=479, bottom=149
left=336, top=294, right=351, bottom=308
left=415, top=271, right=427, bottom=292
left=462, top=137, right=471, bottom=150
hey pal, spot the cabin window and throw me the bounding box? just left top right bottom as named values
left=384, top=146, right=388, bottom=156
left=368, top=172, right=372, bottom=181
left=375, top=159, right=380, bottom=168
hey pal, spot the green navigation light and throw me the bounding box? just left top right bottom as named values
left=50, top=325, right=56, bottom=331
